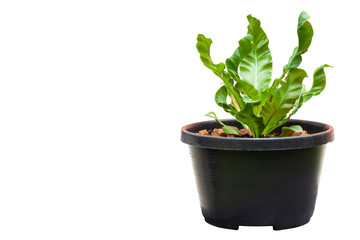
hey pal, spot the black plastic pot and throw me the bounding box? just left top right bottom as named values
left=181, top=119, right=334, bottom=230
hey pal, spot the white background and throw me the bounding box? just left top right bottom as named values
left=0, top=0, right=358, bottom=239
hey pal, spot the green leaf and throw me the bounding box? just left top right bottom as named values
left=240, top=15, right=272, bottom=91
left=226, top=34, right=253, bottom=81
left=234, top=81, right=260, bottom=101
left=303, top=64, right=331, bottom=102
left=269, top=11, right=314, bottom=97
left=279, top=125, right=303, bottom=137
left=284, top=11, right=314, bottom=73
left=235, top=102, right=264, bottom=137
left=275, top=88, right=305, bottom=128
left=242, top=94, right=258, bottom=103
left=205, top=111, right=223, bottom=125
left=297, top=11, right=313, bottom=54
left=196, top=34, right=245, bottom=110
left=275, top=83, right=306, bottom=125
left=205, top=112, right=240, bottom=135
left=222, top=125, right=241, bottom=135
left=197, top=12, right=330, bottom=139
left=226, top=35, right=260, bottom=101
left=196, top=34, right=225, bottom=77
left=261, top=68, right=307, bottom=135
left=215, top=85, right=236, bottom=115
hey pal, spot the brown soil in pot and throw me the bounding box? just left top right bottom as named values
left=196, top=127, right=308, bottom=138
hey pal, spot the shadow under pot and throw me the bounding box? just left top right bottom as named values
left=181, top=119, right=334, bottom=230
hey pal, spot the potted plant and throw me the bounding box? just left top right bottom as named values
left=181, top=11, right=334, bottom=230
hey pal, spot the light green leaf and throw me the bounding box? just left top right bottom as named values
left=205, top=111, right=224, bottom=126
left=303, top=64, right=332, bottom=102
left=226, top=34, right=253, bottom=80
left=226, top=35, right=260, bottom=101
left=234, top=81, right=260, bottom=101
left=235, top=102, right=264, bottom=137
left=240, top=15, right=272, bottom=91
left=261, top=68, right=307, bottom=135
left=280, top=125, right=303, bottom=137
left=242, top=94, right=258, bottom=103
left=222, top=125, right=241, bottom=135
left=205, top=111, right=240, bottom=135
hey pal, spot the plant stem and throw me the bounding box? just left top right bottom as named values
left=229, top=92, right=240, bottom=112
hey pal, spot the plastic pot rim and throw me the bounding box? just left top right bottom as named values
left=181, top=119, right=334, bottom=151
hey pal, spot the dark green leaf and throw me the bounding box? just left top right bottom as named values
left=235, top=102, right=264, bottom=137
left=215, top=85, right=235, bottom=115
left=274, top=84, right=306, bottom=127
left=261, top=68, right=307, bottom=135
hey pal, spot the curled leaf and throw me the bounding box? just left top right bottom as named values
left=303, top=64, right=332, bottom=102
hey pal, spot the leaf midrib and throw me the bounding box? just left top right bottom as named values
left=262, top=83, right=299, bottom=133
left=253, top=41, right=259, bottom=90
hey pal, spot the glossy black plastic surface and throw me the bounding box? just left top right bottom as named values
left=190, top=145, right=325, bottom=230
left=181, top=119, right=334, bottom=230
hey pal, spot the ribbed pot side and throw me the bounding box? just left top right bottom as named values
left=181, top=119, right=334, bottom=230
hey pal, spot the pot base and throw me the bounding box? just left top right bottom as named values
left=272, top=215, right=311, bottom=230
left=204, top=215, right=311, bottom=231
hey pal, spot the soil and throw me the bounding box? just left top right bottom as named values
left=196, top=127, right=308, bottom=138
